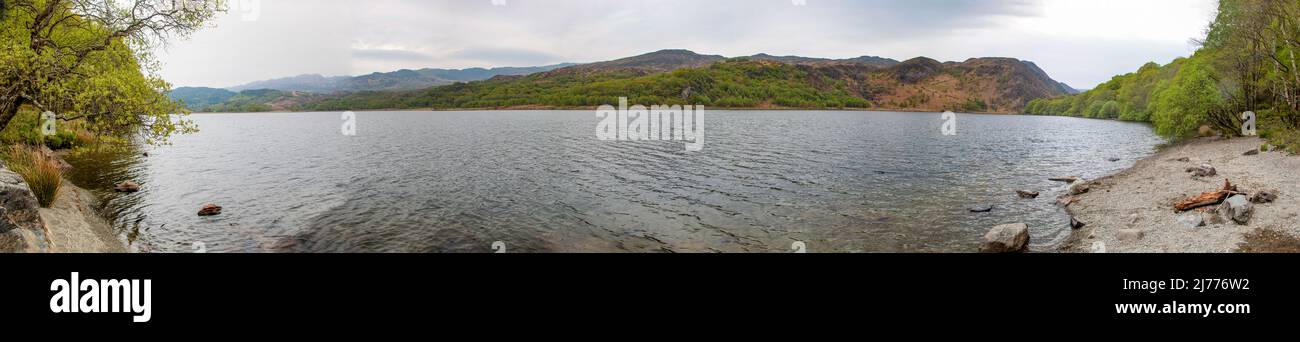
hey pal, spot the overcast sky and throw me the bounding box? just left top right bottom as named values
left=156, top=0, right=1219, bottom=89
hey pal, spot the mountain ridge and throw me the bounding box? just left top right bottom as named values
left=175, top=49, right=1073, bottom=113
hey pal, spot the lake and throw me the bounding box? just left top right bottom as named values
left=64, top=110, right=1164, bottom=253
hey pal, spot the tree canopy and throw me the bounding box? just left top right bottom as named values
left=1, top=0, right=223, bottom=144
left=1026, top=0, right=1300, bottom=144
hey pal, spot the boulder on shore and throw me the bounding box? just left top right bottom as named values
left=0, top=166, right=49, bottom=252
left=1069, top=216, right=1086, bottom=230
left=1218, top=195, right=1254, bottom=225
left=197, top=203, right=223, bottom=216
left=1175, top=212, right=1205, bottom=228
left=979, top=223, right=1030, bottom=253
left=1243, top=149, right=1260, bottom=156
left=1250, top=190, right=1278, bottom=204
left=1067, top=180, right=1090, bottom=195
left=1186, top=164, right=1217, bottom=178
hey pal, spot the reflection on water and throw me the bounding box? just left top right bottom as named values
left=64, top=111, right=1164, bottom=253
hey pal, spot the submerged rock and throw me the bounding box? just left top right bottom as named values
left=1218, top=195, right=1253, bottom=225
left=979, top=223, right=1029, bottom=253
left=1049, top=176, right=1079, bottom=183
left=968, top=205, right=994, bottom=213
left=1016, top=190, right=1040, bottom=199
left=113, top=181, right=140, bottom=193
left=198, top=203, right=223, bottom=216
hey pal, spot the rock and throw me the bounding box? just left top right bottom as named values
left=1056, top=196, right=1078, bottom=207
left=1049, top=176, right=1079, bottom=183
left=979, top=223, right=1030, bottom=253
left=35, top=145, right=73, bottom=173
left=1069, top=216, right=1086, bottom=230
left=1067, top=181, right=1090, bottom=195
left=197, top=203, right=223, bottom=216
left=1217, top=195, right=1253, bottom=225
left=1198, top=124, right=1215, bottom=137
left=1117, top=229, right=1145, bottom=242
left=1175, top=157, right=1191, bottom=162
left=1250, top=190, right=1277, bottom=204
left=1175, top=212, right=1205, bottom=228
left=1108, top=157, right=1121, bottom=162
left=1206, top=210, right=1228, bottom=225
left=1187, top=164, right=1217, bottom=178
left=113, top=181, right=140, bottom=193
left=1243, top=149, right=1260, bottom=156
left=968, top=205, right=994, bottom=213
left=0, top=166, right=49, bottom=252
left=1090, top=241, right=1107, bottom=253
left=1016, top=190, right=1040, bottom=199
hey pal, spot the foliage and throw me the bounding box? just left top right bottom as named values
left=1025, top=0, right=1300, bottom=148
left=2, top=145, right=63, bottom=207
left=300, top=60, right=874, bottom=111
left=1, top=0, right=222, bottom=145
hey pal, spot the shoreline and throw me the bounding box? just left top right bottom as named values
left=189, top=106, right=1024, bottom=115
left=38, top=180, right=126, bottom=253
left=1061, top=136, right=1300, bottom=253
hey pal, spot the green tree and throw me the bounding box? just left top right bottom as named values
left=1, top=0, right=222, bottom=144
left=1151, top=58, right=1226, bottom=138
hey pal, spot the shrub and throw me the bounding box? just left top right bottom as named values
left=2, top=146, right=64, bottom=208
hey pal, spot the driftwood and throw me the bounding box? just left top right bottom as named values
left=1174, top=179, right=1242, bottom=212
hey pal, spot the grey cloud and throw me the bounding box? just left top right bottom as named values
left=443, top=47, right=562, bottom=67
left=352, top=48, right=434, bottom=62
left=158, top=0, right=1212, bottom=89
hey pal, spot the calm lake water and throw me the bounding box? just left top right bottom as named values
left=65, top=110, right=1163, bottom=253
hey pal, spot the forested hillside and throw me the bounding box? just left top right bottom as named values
left=1026, top=0, right=1300, bottom=150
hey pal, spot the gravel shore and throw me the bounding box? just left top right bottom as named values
left=1063, top=137, right=1300, bottom=253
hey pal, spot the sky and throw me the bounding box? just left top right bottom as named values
left=156, top=0, right=1220, bottom=90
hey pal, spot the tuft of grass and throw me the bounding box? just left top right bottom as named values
left=3, top=145, right=64, bottom=208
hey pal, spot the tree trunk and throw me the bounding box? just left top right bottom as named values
left=0, top=96, right=25, bottom=133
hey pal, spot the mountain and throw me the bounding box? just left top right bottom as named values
left=543, top=50, right=725, bottom=76
left=297, top=50, right=1072, bottom=113
left=169, top=87, right=237, bottom=110
left=748, top=53, right=900, bottom=68
left=169, top=88, right=325, bottom=112
left=225, top=63, right=576, bottom=93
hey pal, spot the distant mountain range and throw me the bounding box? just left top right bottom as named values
left=225, top=63, right=577, bottom=93
left=171, top=49, right=1077, bottom=113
